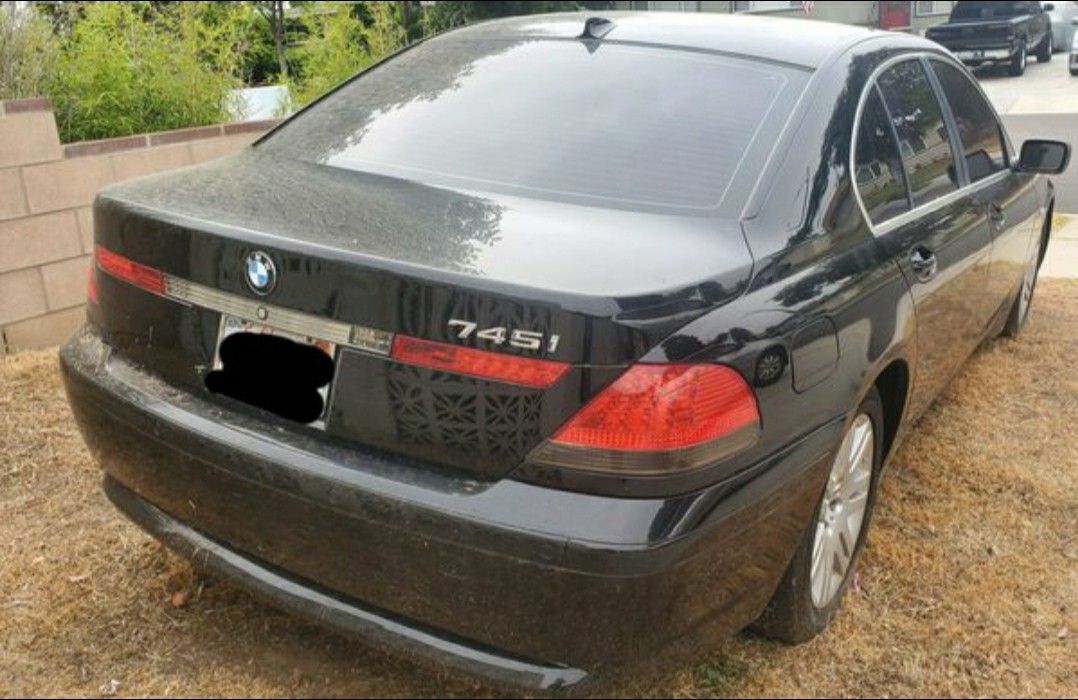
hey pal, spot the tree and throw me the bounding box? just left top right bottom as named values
left=362, top=0, right=406, bottom=59
left=252, top=0, right=290, bottom=79
left=291, top=1, right=369, bottom=105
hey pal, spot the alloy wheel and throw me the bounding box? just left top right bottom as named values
left=810, top=413, right=874, bottom=608
left=1018, top=247, right=1038, bottom=324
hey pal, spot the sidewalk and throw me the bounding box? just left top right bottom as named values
left=1041, top=216, right=1078, bottom=279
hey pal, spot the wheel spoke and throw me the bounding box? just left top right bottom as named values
left=846, top=487, right=868, bottom=508
left=848, top=422, right=871, bottom=477
left=819, top=541, right=835, bottom=601
left=812, top=522, right=827, bottom=568
left=836, top=511, right=855, bottom=563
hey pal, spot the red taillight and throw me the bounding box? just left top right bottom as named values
left=529, top=364, right=759, bottom=475
left=391, top=335, right=570, bottom=389
left=94, top=245, right=166, bottom=296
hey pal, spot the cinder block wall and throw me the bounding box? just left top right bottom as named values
left=0, top=98, right=279, bottom=353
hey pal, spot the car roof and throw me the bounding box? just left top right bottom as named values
left=446, top=11, right=931, bottom=70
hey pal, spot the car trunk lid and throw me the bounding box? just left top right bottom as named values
left=90, top=151, right=754, bottom=479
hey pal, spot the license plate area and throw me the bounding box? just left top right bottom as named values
left=206, top=315, right=337, bottom=428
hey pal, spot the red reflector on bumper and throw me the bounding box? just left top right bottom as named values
left=95, top=245, right=166, bottom=296
left=391, top=335, right=569, bottom=388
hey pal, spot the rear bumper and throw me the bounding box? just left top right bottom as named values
left=61, top=325, right=838, bottom=689
left=953, top=47, right=1015, bottom=63
left=931, top=38, right=1019, bottom=63
left=102, top=476, right=584, bottom=689
left=944, top=42, right=1017, bottom=63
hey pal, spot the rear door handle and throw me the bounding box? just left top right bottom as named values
left=988, top=202, right=1006, bottom=229
left=908, top=245, right=938, bottom=283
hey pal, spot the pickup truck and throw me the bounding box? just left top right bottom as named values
left=925, top=1, right=1054, bottom=76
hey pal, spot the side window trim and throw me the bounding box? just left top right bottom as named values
left=850, top=51, right=1016, bottom=238
left=920, top=56, right=970, bottom=188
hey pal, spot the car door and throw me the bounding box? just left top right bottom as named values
left=858, top=57, right=995, bottom=419
left=927, top=57, right=1043, bottom=325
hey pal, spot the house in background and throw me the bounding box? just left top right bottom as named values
left=613, top=1, right=956, bottom=34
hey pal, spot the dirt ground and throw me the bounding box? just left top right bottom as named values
left=1, top=282, right=1076, bottom=698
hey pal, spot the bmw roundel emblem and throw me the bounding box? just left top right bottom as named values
left=245, top=251, right=277, bottom=295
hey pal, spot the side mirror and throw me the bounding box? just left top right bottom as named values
left=1017, top=140, right=1071, bottom=174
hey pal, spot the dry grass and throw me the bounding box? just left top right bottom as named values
left=1051, top=212, right=1073, bottom=235
left=1, top=282, right=1076, bottom=698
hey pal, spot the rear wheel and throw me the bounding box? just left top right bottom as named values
left=755, top=388, right=883, bottom=643
left=1001, top=239, right=1042, bottom=337
left=1009, top=42, right=1028, bottom=76
left=1036, top=34, right=1052, bottom=62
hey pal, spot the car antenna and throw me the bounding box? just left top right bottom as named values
left=579, top=17, right=614, bottom=53
left=580, top=16, right=615, bottom=41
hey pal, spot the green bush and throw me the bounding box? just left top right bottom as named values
left=0, top=5, right=59, bottom=101
left=290, top=2, right=409, bottom=107
left=291, top=2, right=372, bottom=106
left=49, top=2, right=242, bottom=143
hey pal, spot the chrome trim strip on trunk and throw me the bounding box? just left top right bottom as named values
left=162, top=275, right=394, bottom=356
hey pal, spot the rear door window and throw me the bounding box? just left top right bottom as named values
left=929, top=59, right=1008, bottom=182
left=854, top=88, right=910, bottom=225
left=876, top=59, right=960, bottom=208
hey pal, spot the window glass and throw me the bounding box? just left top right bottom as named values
left=876, top=60, right=959, bottom=207
left=263, top=39, right=806, bottom=211
left=931, top=60, right=1008, bottom=182
left=855, top=89, right=910, bottom=225
left=951, top=2, right=1034, bottom=20
left=915, top=1, right=951, bottom=15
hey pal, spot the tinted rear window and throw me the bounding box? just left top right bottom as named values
left=261, top=38, right=808, bottom=211
left=952, top=2, right=1035, bottom=20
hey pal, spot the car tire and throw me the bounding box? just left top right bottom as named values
left=754, top=387, right=884, bottom=644
left=1009, top=41, right=1028, bottom=76
left=1001, top=215, right=1048, bottom=337
left=1071, top=66, right=1078, bottom=77
left=1036, top=34, right=1052, bottom=62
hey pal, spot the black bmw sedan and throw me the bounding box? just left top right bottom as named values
left=61, top=12, right=1069, bottom=692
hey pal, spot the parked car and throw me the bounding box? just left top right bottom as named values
left=925, top=0, right=1054, bottom=76
left=61, top=12, right=1070, bottom=691
left=1072, top=17, right=1078, bottom=73
left=1048, top=0, right=1078, bottom=50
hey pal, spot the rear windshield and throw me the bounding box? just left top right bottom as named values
left=261, top=38, right=808, bottom=211
left=952, top=1, right=1035, bottom=20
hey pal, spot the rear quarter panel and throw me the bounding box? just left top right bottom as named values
left=641, top=39, right=927, bottom=490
